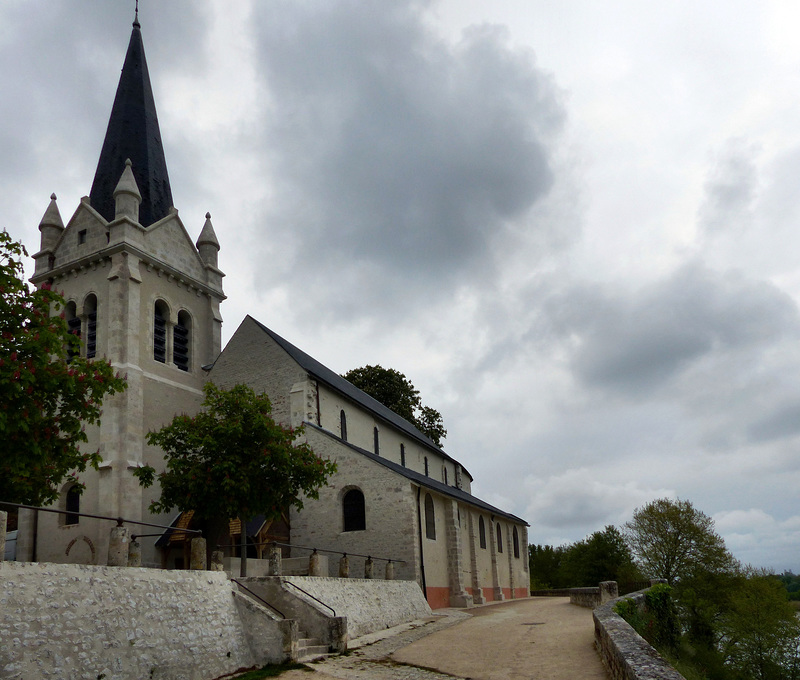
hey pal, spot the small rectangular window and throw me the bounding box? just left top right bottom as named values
left=78, top=229, right=87, bottom=245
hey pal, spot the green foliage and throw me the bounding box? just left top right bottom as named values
left=529, top=543, right=566, bottom=589
left=562, top=525, right=642, bottom=587
left=232, top=663, right=312, bottom=678
left=624, top=498, right=737, bottom=585
left=645, top=583, right=680, bottom=650
left=719, top=574, right=800, bottom=680
left=342, top=365, right=447, bottom=446
left=0, top=231, right=126, bottom=505
left=614, top=586, right=679, bottom=651
left=530, top=526, right=641, bottom=589
left=133, top=383, right=337, bottom=525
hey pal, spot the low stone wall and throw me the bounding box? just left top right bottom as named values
left=593, top=591, right=685, bottom=680
left=283, top=576, right=432, bottom=639
left=0, top=562, right=293, bottom=680
left=532, top=581, right=618, bottom=609
left=570, top=586, right=601, bottom=607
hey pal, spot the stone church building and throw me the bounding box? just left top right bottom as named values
left=16, top=15, right=529, bottom=609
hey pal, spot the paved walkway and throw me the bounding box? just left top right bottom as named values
left=278, top=597, right=609, bottom=680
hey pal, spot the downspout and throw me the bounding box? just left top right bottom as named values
left=416, top=486, right=427, bottom=599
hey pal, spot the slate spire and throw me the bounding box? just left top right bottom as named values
left=89, top=14, right=173, bottom=227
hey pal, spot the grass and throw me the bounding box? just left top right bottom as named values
left=231, top=663, right=312, bottom=679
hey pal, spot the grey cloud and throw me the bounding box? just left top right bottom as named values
left=251, top=1, right=565, bottom=309
left=698, top=138, right=759, bottom=237
left=546, top=263, right=800, bottom=395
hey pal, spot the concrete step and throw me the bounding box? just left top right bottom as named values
left=297, top=636, right=330, bottom=662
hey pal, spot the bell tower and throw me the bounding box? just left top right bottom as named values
left=23, top=13, right=225, bottom=567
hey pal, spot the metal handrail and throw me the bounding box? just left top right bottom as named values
left=231, top=578, right=285, bottom=619
left=216, top=537, right=406, bottom=565
left=282, top=578, right=336, bottom=617
left=0, top=501, right=201, bottom=535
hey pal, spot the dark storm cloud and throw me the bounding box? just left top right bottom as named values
left=545, top=262, right=800, bottom=395
left=251, top=0, right=565, bottom=293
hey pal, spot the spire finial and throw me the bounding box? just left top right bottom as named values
left=133, top=0, right=140, bottom=28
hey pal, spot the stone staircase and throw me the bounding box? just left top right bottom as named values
left=297, top=632, right=330, bottom=662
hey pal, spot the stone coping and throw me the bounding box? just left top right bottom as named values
left=593, top=591, right=685, bottom=680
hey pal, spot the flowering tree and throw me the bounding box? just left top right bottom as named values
left=0, top=231, right=126, bottom=506
left=133, top=382, right=337, bottom=569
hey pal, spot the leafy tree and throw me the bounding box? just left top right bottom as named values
left=624, top=498, right=737, bottom=585
left=133, top=383, right=337, bottom=572
left=529, top=543, right=566, bottom=589
left=0, top=231, right=126, bottom=506
left=719, top=574, right=800, bottom=680
left=561, top=525, right=642, bottom=587
left=343, top=364, right=447, bottom=446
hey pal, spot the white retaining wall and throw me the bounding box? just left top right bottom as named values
left=282, top=576, right=432, bottom=638
left=0, top=562, right=290, bottom=680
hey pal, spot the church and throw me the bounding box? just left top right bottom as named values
left=17, top=14, right=529, bottom=609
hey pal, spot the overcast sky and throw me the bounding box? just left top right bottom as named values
left=3, top=0, right=800, bottom=572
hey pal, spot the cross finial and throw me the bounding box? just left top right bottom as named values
left=133, top=0, right=140, bottom=28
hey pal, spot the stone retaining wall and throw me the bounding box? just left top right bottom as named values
left=282, top=576, right=432, bottom=639
left=593, top=591, right=685, bottom=680
left=0, top=562, right=292, bottom=680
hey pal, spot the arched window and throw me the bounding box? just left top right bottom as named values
left=479, top=516, right=487, bottom=549
left=497, top=524, right=503, bottom=553
left=154, top=300, right=168, bottom=363
left=174, top=310, right=191, bottom=371
left=342, top=489, right=366, bottom=532
left=340, top=410, right=347, bottom=441
left=84, top=294, right=97, bottom=359
left=425, top=493, right=436, bottom=540
left=513, top=526, right=520, bottom=558
left=400, top=444, right=406, bottom=467
left=66, top=301, right=80, bottom=361
left=373, top=427, right=380, bottom=455
left=65, top=485, right=81, bottom=526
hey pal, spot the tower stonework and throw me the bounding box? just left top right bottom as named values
left=19, top=17, right=225, bottom=567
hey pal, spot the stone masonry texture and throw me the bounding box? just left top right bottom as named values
left=0, top=562, right=286, bottom=680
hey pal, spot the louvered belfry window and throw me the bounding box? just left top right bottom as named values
left=154, top=304, right=167, bottom=363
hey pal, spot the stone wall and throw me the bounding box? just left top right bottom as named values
left=593, top=591, right=686, bottom=680
left=0, top=562, right=291, bottom=680
left=281, top=576, right=432, bottom=639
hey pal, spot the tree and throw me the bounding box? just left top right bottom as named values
left=561, top=525, right=642, bottom=587
left=0, top=231, right=126, bottom=506
left=720, top=574, right=800, bottom=680
left=529, top=543, right=566, bottom=589
left=133, top=383, right=337, bottom=570
left=343, top=365, right=447, bottom=446
left=624, top=498, right=737, bottom=585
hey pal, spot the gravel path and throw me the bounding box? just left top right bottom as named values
left=277, top=597, right=609, bottom=680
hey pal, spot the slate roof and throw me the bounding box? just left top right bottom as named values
left=249, top=316, right=472, bottom=480
left=89, top=17, right=173, bottom=227
left=306, top=423, right=528, bottom=526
